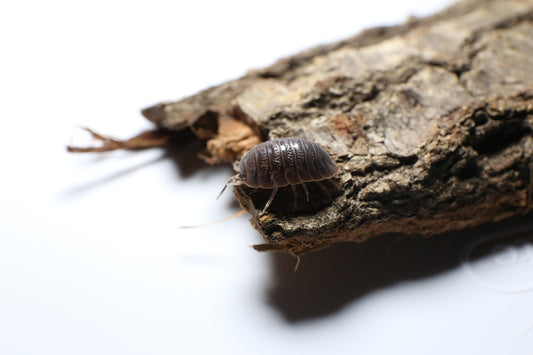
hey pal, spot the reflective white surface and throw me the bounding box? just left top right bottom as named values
left=1, top=1, right=533, bottom=354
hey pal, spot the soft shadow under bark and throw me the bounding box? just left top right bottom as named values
left=265, top=213, right=533, bottom=323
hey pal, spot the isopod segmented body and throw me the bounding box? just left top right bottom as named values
left=238, top=138, right=338, bottom=188
left=218, top=138, right=338, bottom=214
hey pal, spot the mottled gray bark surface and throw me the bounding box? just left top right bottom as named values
left=73, top=0, right=533, bottom=255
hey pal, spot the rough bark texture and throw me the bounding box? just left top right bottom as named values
left=71, top=0, right=533, bottom=255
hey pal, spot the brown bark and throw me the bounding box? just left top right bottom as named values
left=69, top=0, right=533, bottom=255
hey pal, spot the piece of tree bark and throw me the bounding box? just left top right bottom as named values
left=69, top=0, right=533, bottom=255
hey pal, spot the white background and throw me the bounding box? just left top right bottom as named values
left=2, top=1, right=533, bottom=354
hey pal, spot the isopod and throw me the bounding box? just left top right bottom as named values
left=218, top=138, right=339, bottom=214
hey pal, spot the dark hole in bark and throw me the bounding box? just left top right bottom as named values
left=470, top=118, right=531, bottom=155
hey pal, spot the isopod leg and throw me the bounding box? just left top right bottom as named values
left=291, top=185, right=298, bottom=210
left=302, top=183, right=310, bottom=202
left=262, top=186, right=279, bottom=214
